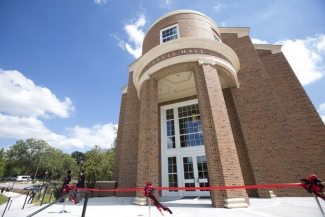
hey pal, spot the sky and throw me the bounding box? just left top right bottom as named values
left=0, top=0, right=324, bottom=153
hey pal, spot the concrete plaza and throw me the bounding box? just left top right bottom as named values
left=1, top=192, right=325, bottom=217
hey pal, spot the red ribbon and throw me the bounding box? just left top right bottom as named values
left=73, top=183, right=301, bottom=192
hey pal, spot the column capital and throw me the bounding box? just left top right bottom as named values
left=198, top=58, right=217, bottom=66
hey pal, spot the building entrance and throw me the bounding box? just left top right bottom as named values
left=161, top=99, right=210, bottom=197
left=181, top=154, right=210, bottom=197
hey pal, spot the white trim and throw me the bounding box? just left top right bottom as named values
left=253, top=44, right=282, bottom=54
left=143, top=10, right=220, bottom=43
left=160, top=24, right=180, bottom=44
left=121, top=84, right=128, bottom=94
left=219, top=27, right=250, bottom=38
left=161, top=99, right=208, bottom=197
left=129, top=37, right=240, bottom=98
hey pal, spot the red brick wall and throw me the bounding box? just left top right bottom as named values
left=221, top=32, right=295, bottom=197
left=223, top=88, right=258, bottom=197
left=93, top=181, right=118, bottom=197
left=112, top=93, right=127, bottom=182
left=142, top=13, right=220, bottom=55
left=115, top=71, right=140, bottom=197
left=136, top=78, right=160, bottom=199
left=256, top=49, right=325, bottom=196
left=194, top=63, right=248, bottom=207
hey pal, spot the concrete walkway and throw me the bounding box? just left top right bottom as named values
left=1, top=192, right=325, bottom=217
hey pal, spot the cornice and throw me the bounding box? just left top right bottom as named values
left=219, top=27, right=250, bottom=38
left=253, top=44, right=282, bottom=54
left=121, top=84, right=128, bottom=94
left=129, top=37, right=240, bottom=97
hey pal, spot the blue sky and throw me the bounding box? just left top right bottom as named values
left=0, top=0, right=324, bottom=153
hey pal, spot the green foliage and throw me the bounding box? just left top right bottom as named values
left=83, top=144, right=115, bottom=188
left=5, top=139, right=48, bottom=175
left=0, top=149, right=5, bottom=178
left=2, top=136, right=116, bottom=192
left=3, top=139, right=78, bottom=178
left=71, top=151, right=85, bottom=164
left=0, top=195, right=9, bottom=205
left=52, top=182, right=64, bottom=200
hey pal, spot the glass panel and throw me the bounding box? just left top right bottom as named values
left=183, top=157, right=194, bottom=180
left=178, top=104, right=205, bottom=147
left=199, top=182, right=209, bottom=191
left=168, top=157, right=178, bottom=192
left=162, top=26, right=178, bottom=43
left=166, top=109, right=175, bottom=149
left=196, top=155, right=208, bottom=179
left=185, top=183, right=195, bottom=191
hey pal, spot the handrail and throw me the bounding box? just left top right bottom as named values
left=6, top=194, right=24, bottom=211
left=26, top=190, right=91, bottom=217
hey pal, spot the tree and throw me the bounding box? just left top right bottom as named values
left=83, top=145, right=103, bottom=188
left=5, top=139, right=49, bottom=175
left=0, top=148, right=5, bottom=177
left=4, top=138, right=78, bottom=179
left=83, top=144, right=115, bottom=188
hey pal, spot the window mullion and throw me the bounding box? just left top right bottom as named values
left=174, top=107, right=181, bottom=149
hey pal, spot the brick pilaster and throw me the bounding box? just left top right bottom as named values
left=135, top=77, right=160, bottom=199
left=115, top=71, right=140, bottom=197
left=194, top=63, right=249, bottom=207
left=112, top=92, right=127, bottom=182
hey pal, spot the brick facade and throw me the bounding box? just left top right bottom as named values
left=113, top=10, right=325, bottom=208
left=115, top=71, right=140, bottom=197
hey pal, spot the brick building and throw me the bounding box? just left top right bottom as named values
left=112, top=10, right=325, bottom=208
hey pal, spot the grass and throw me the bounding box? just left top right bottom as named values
left=31, top=188, right=57, bottom=206
left=0, top=194, right=10, bottom=205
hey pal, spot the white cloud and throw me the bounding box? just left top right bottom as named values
left=277, top=35, right=325, bottom=86
left=221, top=22, right=226, bottom=27
left=94, top=0, right=106, bottom=4
left=214, top=4, right=223, bottom=11
left=0, top=69, right=74, bottom=118
left=124, top=14, right=146, bottom=59
left=111, top=14, right=146, bottom=59
left=252, top=35, right=325, bottom=86
left=0, top=114, right=117, bottom=150
left=251, top=38, right=268, bottom=44
left=319, top=103, right=325, bottom=123
left=166, top=0, right=171, bottom=4
left=0, top=69, right=116, bottom=150
left=65, top=123, right=117, bottom=149
left=109, top=33, right=125, bottom=50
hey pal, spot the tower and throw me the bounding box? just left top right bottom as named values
left=113, top=10, right=325, bottom=208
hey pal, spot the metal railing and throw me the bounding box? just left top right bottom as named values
left=26, top=190, right=91, bottom=217
left=1, top=194, right=25, bottom=217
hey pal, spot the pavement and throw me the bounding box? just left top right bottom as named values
left=1, top=192, right=325, bottom=217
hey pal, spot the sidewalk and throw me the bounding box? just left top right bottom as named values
left=1, top=194, right=325, bottom=217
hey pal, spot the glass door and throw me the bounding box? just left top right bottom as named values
left=181, top=155, right=210, bottom=197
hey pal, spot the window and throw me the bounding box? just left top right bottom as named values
left=168, top=157, right=178, bottom=192
left=160, top=24, right=179, bottom=44
left=214, top=34, right=221, bottom=42
left=178, top=104, right=204, bottom=148
left=163, top=101, right=205, bottom=149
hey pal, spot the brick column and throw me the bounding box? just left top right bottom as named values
left=112, top=92, right=127, bottom=182
left=194, top=63, right=249, bottom=208
left=133, top=77, right=160, bottom=205
left=115, top=72, right=140, bottom=197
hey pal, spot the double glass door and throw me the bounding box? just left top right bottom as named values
left=182, top=154, right=210, bottom=197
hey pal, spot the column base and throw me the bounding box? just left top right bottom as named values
left=224, top=198, right=249, bottom=208
left=133, top=197, right=147, bottom=206
left=269, top=191, right=276, bottom=198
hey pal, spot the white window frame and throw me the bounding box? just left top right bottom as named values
left=161, top=99, right=207, bottom=197
left=160, top=24, right=180, bottom=44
